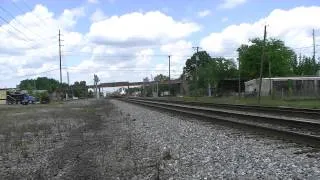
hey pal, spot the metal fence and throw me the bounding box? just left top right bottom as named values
left=272, top=79, right=320, bottom=99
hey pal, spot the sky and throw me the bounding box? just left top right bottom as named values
left=0, top=0, right=320, bottom=88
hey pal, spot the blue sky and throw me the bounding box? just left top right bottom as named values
left=0, top=0, right=320, bottom=88
left=6, top=0, right=317, bottom=38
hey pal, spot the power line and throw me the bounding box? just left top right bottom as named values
left=61, top=52, right=192, bottom=57
left=3, top=68, right=63, bottom=80
left=66, top=67, right=178, bottom=72
left=11, top=0, right=55, bottom=34
left=192, top=46, right=201, bottom=53
left=0, top=5, right=46, bottom=41
left=0, top=15, right=32, bottom=42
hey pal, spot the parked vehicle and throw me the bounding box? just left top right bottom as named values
left=21, top=95, right=36, bottom=105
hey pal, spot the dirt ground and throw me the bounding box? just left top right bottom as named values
left=0, top=99, right=159, bottom=179
left=1, top=99, right=319, bottom=179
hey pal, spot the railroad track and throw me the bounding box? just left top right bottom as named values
left=128, top=97, right=320, bottom=120
left=122, top=97, right=320, bottom=147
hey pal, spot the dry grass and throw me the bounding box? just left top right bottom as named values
left=0, top=100, right=107, bottom=179
left=0, top=99, right=176, bottom=179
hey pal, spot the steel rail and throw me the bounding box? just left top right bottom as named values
left=128, top=97, right=320, bottom=119
left=122, top=98, right=320, bottom=146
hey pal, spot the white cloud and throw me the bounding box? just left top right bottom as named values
left=201, top=6, right=320, bottom=58
left=58, top=7, right=86, bottom=29
left=135, top=49, right=154, bottom=67
left=219, top=0, right=247, bottom=9
left=90, top=9, right=107, bottom=22
left=108, top=0, right=116, bottom=3
left=88, top=0, right=99, bottom=4
left=87, top=11, right=200, bottom=47
left=160, top=40, right=192, bottom=78
left=221, top=17, right=229, bottom=22
left=0, top=4, right=87, bottom=87
left=1, top=5, right=194, bottom=88
left=198, top=10, right=211, bottom=18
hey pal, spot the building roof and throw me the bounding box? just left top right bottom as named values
left=267, top=76, right=320, bottom=80
left=0, top=88, right=15, bottom=90
left=247, top=76, right=320, bottom=82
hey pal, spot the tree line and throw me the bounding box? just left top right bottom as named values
left=182, top=38, right=319, bottom=95
left=148, top=38, right=319, bottom=96
left=18, top=37, right=319, bottom=98
left=18, top=77, right=90, bottom=98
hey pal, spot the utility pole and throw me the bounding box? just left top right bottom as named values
left=238, top=58, right=241, bottom=99
left=312, top=29, right=316, bottom=75
left=193, top=46, right=201, bottom=96
left=151, top=74, right=154, bottom=97
left=193, top=46, right=200, bottom=54
left=168, top=55, right=171, bottom=96
left=156, top=81, right=159, bottom=97
left=268, top=55, right=272, bottom=96
left=67, top=72, right=70, bottom=100
left=67, top=72, right=70, bottom=86
left=258, top=25, right=267, bottom=104
left=94, top=74, right=100, bottom=99
left=33, top=79, right=36, bottom=90
left=58, top=29, right=62, bottom=85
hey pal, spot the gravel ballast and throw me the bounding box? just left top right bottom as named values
left=111, top=99, right=320, bottom=179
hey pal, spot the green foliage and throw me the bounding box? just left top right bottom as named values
left=237, top=38, right=296, bottom=79
left=294, top=55, right=317, bottom=76
left=154, top=74, right=169, bottom=82
left=182, top=50, right=238, bottom=96
left=71, top=81, right=88, bottom=98
left=33, top=91, right=41, bottom=99
left=184, top=51, right=212, bottom=80
left=19, top=77, right=62, bottom=93
left=39, top=91, right=50, bottom=104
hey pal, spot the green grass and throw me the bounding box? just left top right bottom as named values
left=165, top=96, right=320, bottom=109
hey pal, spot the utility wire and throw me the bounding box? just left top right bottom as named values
left=0, top=15, right=32, bottom=42
left=11, top=0, right=56, bottom=37
left=0, top=67, right=181, bottom=81
left=0, top=5, right=47, bottom=41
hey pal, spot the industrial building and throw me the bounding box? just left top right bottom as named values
left=0, top=89, right=6, bottom=105
left=245, top=77, right=320, bottom=98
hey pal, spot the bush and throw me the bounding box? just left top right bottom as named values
left=40, top=92, right=50, bottom=104
left=190, top=88, right=206, bottom=97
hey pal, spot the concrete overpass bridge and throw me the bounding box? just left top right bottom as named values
left=88, top=79, right=182, bottom=89
left=88, top=79, right=184, bottom=95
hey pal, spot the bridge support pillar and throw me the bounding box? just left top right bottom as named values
left=127, top=84, right=130, bottom=96
left=98, top=87, right=101, bottom=99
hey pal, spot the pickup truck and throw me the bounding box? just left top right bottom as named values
left=21, top=95, right=36, bottom=105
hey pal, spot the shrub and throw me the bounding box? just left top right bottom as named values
left=40, top=92, right=50, bottom=104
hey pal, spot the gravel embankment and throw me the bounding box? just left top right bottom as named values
left=111, top=99, right=320, bottom=179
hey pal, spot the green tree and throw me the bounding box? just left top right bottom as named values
left=71, top=81, right=88, bottom=98
left=19, top=77, right=62, bottom=93
left=184, top=51, right=212, bottom=80
left=182, top=50, right=238, bottom=96
left=237, top=38, right=296, bottom=79
left=154, top=74, right=169, bottom=82
left=198, top=57, right=237, bottom=95
left=295, top=55, right=315, bottom=76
